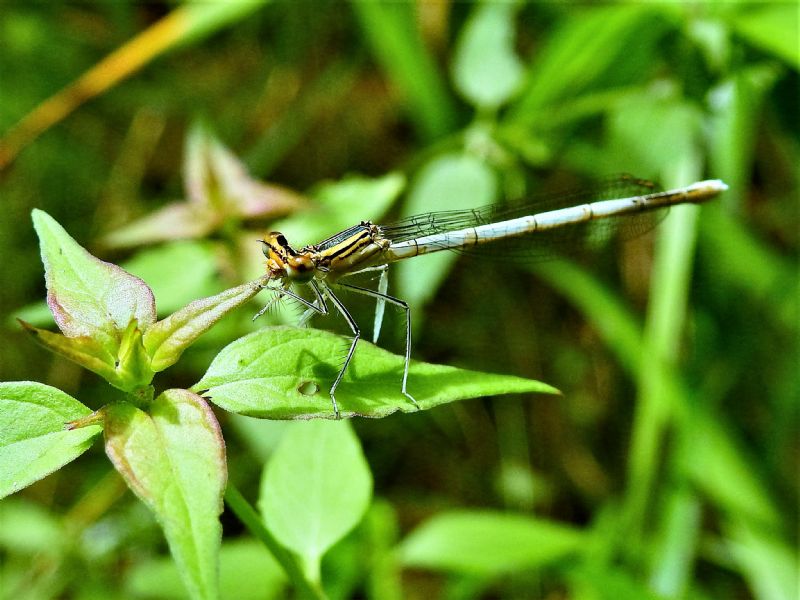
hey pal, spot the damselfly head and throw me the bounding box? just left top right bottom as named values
left=260, top=232, right=288, bottom=258
left=259, top=233, right=316, bottom=282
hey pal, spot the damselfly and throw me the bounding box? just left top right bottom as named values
left=255, top=175, right=727, bottom=418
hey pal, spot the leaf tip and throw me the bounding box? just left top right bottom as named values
left=66, top=410, right=104, bottom=431
left=17, top=318, right=37, bottom=334
left=30, top=208, right=59, bottom=236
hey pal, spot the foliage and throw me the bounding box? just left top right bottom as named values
left=4, top=205, right=543, bottom=597
left=0, top=1, right=797, bottom=599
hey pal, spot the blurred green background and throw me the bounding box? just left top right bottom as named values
left=0, top=1, right=797, bottom=599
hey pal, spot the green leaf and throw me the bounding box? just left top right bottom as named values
left=686, top=412, right=780, bottom=528
left=605, top=93, right=702, bottom=177
left=223, top=485, right=324, bottom=599
left=192, top=327, right=558, bottom=419
left=709, top=65, right=780, bottom=213
left=0, top=498, right=65, bottom=554
left=731, top=4, right=800, bottom=69
left=453, top=2, right=524, bottom=110
left=566, top=564, right=663, bottom=600
left=18, top=320, right=121, bottom=385
left=226, top=415, right=291, bottom=463
left=258, top=420, right=372, bottom=579
left=103, top=390, right=226, bottom=600
left=0, top=381, right=101, bottom=499
left=699, top=206, right=797, bottom=331
left=143, top=278, right=266, bottom=372
left=507, top=6, right=663, bottom=128
left=12, top=240, right=224, bottom=327
left=647, top=489, right=702, bottom=596
left=32, top=209, right=156, bottom=353
left=116, top=320, right=156, bottom=389
left=126, top=538, right=286, bottom=600
left=363, top=501, right=403, bottom=600
left=725, top=520, right=798, bottom=600
left=350, top=2, right=457, bottom=139
left=395, top=153, right=496, bottom=311
left=19, top=318, right=154, bottom=393
left=398, top=511, right=584, bottom=574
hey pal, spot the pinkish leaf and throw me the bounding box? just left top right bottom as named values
left=104, top=390, right=226, bottom=600
left=229, top=181, right=306, bottom=220
left=32, top=209, right=156, bottom=353
left=143, top=277, right=268, bottom=372
left=18, top=320, right=121, bottom=386
left=101, top=203, right=218, bottom=249
left=184, top=124, right=304, bottom=217
left=20, top=319, right=155, bottom=392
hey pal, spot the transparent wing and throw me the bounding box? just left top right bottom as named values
left=377, top=174, right=665, bottom=262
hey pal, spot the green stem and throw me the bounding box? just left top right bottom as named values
left=224, top=483, right=327, bottom=600
left=625, top=202, right=701, bottom=548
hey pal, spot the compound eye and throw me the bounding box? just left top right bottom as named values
left=260, top=232, right=289, bottom=257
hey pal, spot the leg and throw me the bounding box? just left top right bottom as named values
left=253, top=282, right=328, bottom=321
left=320, top=283, right=360, bottom=419
left=335, top=282, right=418, bottom=410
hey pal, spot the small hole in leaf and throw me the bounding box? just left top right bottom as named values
left=297, top=380, right=319, bottom=396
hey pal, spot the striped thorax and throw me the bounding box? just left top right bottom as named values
left=260, top=221, right=389, bottom=285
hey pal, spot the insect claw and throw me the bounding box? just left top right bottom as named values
left=403, top=390, right=420, bottom=410
left=330, top=393, right=341, bottom=419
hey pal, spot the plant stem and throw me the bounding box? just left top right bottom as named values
left=626, top=201, right=701, bottom=548
left=224, top=483, right=327, bottom=600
